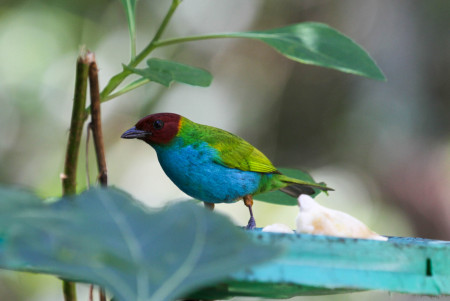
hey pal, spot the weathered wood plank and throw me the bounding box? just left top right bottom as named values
left=189, top=232, right=450, bottom=299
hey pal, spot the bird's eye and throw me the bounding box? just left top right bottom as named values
left=153, top=119, right=164, bottom=130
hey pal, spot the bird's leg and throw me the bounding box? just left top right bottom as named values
left=243, top=195, right=256, bottom=230
left=204, top=202, right=215, bottom=211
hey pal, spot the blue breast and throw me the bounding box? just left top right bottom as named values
left=153, top=138, right=262, bottom=203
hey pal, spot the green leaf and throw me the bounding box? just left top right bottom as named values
left=255, top=168, right=327, bottom=206
left=0, top=187, right=279, bottom=301
left=120, top=0, right=137, bottom=58
left=242, top=23, right=385, bottom=80
left=125, top=58, right=213, bottom=87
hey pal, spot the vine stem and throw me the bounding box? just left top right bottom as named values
left=62, top=52, right=92, bottom=196
left=88, top=56, right=108, bottom=187
left=88, top=53, right=109, bottom=300
left=61, top=50, right=95, bottom=301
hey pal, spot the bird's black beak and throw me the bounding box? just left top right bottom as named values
left=121, top=127, right=152, bottom=139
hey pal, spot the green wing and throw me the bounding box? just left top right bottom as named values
left=202, top=125, right=278, bottom=173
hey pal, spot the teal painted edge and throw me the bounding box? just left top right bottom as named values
left=190, top=232, right=450, bottom=298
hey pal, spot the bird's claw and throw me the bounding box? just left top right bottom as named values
left=245, top=216, right=256, bottom=230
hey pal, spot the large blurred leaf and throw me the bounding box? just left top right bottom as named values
left=120, top=0, right=137, bottom=58
left=0, top=187, right=280, bottom=301
left=255, top=168, right=329, bottom=206
left=126, top=58, right=213, bottom=87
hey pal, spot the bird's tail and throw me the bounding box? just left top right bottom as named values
left=278, top=175, right=333, bottom=198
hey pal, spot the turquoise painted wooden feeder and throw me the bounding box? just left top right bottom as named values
left=189, top=231, right=450, bottom=299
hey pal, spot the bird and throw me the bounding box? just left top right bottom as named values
left=296, top=194, right=387, bottom=241
left=121, top=112, right=332, bottom=229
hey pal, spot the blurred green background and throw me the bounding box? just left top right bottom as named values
left=1, top=0, right=449, bottom=300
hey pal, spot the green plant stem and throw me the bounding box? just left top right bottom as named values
left=98, top=69, right=132, bottom=102
left=123, top=0, right=137, bottom=59
left=97, top=0, right=181, bottom=104
left=153, top=33, right=236, bottom=48
left=62, top=51, right=94, bottom=301
left=132, top=0, right=181, bottom=65
left=153, top=0, right=182, bottom=41
left=102, top=78, right=150, bottom=102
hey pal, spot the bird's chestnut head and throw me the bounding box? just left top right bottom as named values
left=121, top=113, right=181, bottom=145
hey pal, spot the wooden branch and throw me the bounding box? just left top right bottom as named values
left=88, top=55, right=108, bottom=187
left=88, top=53, right=108, bottom=301
left=99, top=288, right=107, bottom=301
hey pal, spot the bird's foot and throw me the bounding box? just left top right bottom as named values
left=245, top=216, right=256, bottom=230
